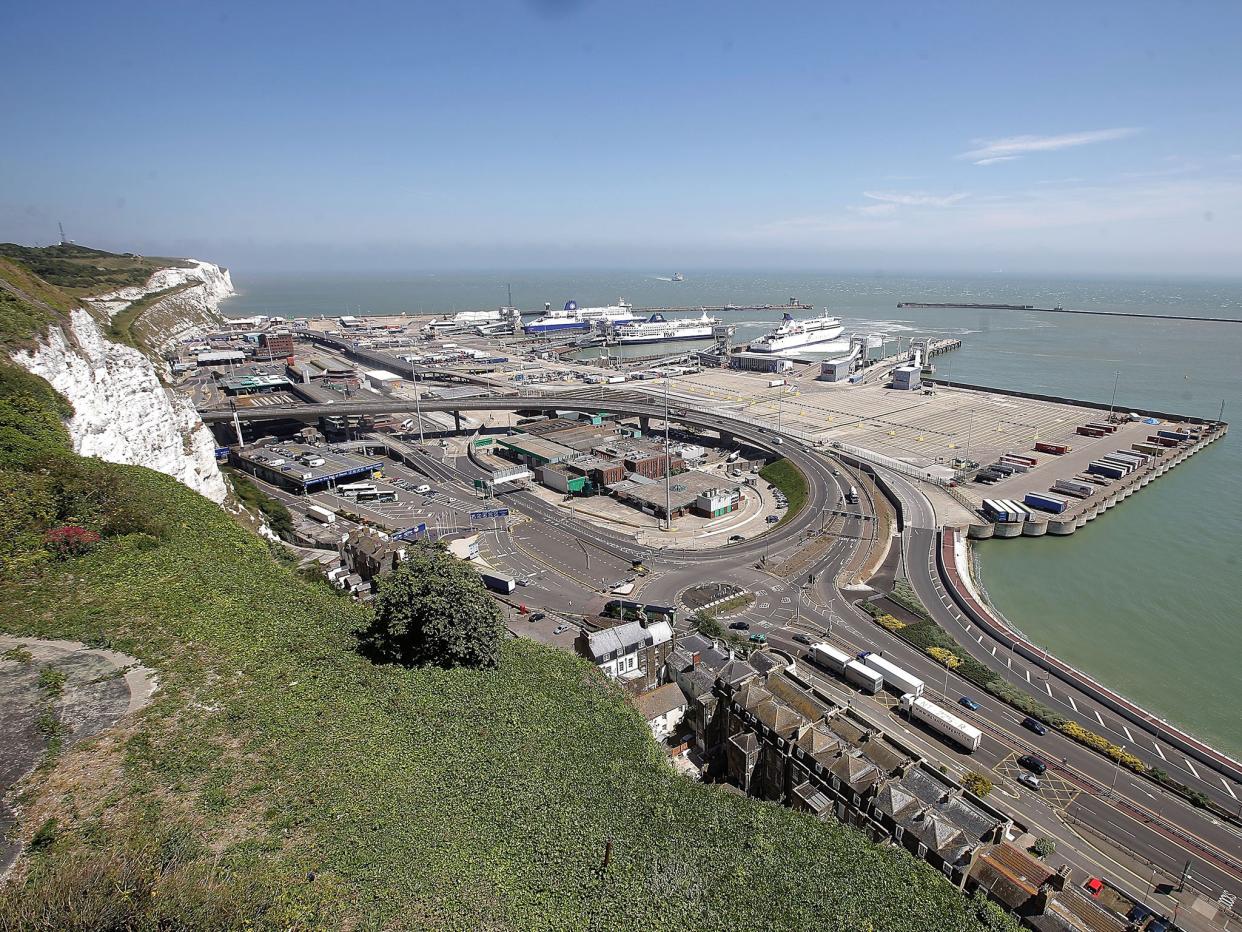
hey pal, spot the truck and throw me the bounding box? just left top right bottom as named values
left=845, top=485, right=859, bottom=504
left=479, top=571, right=517, bottom=594
left=1023, top=492, right=1069, bottom=514
left=844, top=660, right=883, bottom=694
left=900, top=695, right=983, bottom=752
left=857, top=651, right=924, bottom=698
left=809, top=642, right=852, bottom=675
left=306, top=504, right=337, bottom=524
left=981, top=500, right=1020, bottom=523
left=767, top=379, right=787, bottom=388
left=606, top=375, right=626, bottom=384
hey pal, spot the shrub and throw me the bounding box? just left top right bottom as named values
left=43, top=525, right=101, bottom=558
left=927, top=647, right=961, bottom=669
left=876, top=613, right=906, bottom=633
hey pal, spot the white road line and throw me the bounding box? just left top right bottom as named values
left=1222, top=779, right=1238, bottom=801
left=1005, top=657, right=1011, bottom=669
left=1025, top=670, right=1031, bottom=683
left=1122, top=725, right=1134, bottom=743
left=1067, top=695, right=1078, bottom=713
left=1150, top=740, right=1166, bottom=760
left=1044, top=682, right=1053, bottom=697
left=990, top=645, right=996, bottom=656
left=1184, top=758, right=1200, bottom=780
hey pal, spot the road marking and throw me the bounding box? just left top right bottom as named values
left=1067, top=695, right=1078, bottom=713
left=1025, top=670, right=1031, bottom=683
left=1044, top=682, right=1053, bottom=697
left=1151, top=741, right=1166, bottom=761
left=1222, top=779, right=1239, bottom=801
left=990, top=645, right=997, bottom=657
left=1184, top=757, right=1200, bottom=780
left=1095, top=710, right=1105, bottom=727
left=1122, top=725, right=1133, bottom=743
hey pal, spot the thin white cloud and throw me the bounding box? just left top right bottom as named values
left=974, top=156, right=1021, bottom=166
left=959, top=127, right=1140, bottom=162
left=850, top=203, right=898, bottom=217
left=863, top=190, right=970, bottom=207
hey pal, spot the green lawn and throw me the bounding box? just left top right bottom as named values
left=759, top=457, right=808, bottom=527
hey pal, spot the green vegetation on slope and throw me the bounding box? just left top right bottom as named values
left=106, top=281, right=195, bottom=350
left=759, top=456, right=807, bottom=527
left=224, top=468, right=295, bottom=540
left=0, top=275, right=1013, bottom=930
left=0, top=242, right=189, bottom=296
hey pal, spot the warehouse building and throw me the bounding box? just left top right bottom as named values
left=611, top=470, right=741, bottom=519
left=219, top=374, right=292, bottom=396
left=497, top=435, right=577, bottom=469
left=232, top=443, right=382, bottom=494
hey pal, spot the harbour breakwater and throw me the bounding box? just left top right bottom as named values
left=899, top=301, right=1242, bottom=324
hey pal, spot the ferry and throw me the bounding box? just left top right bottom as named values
left=523, top=299, right=642, bottom=336
left=611, top=311, right=724, bottom=345
left=671, top=272, right=685, bottom=282
left=747, top=310, right=844, bottom=353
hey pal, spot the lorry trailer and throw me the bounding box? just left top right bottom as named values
left=809, top=642, right=853, bottom=675
left=306, top=504, right=337, bottom=524
left=1077, top=425, right=1106, bottom=438
left=1023, top=492, right=1069, bottom=514
left=479, top=571, right=517, bottom=594
left=858, top=652, right=924, bottom=698
left=844, top=660, right=883, bottom=694
left=1156, top=429, right=1192, bottom=442
left=1087, top=461, right=1126, bottom=479
left=1052, top=478, right=1095, bottom=499
left=1034, top=441, right=1070, bottom=455
left=900, top=694, right=983, bottom=752
left=1003, top=453, right=1038, bottom=467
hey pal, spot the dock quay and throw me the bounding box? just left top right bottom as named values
left=898, top=301, right=1242, bottom=325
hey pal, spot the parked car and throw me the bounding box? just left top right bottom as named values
left=414, top=484, right=432, bottom=494
left=530, top=611, right=546, bottom=622
left=728, top=534, right=744, bottom=543
left=552, top=623, right=570, bottom=635
left=1022, top=716, right=1048, bottom=736
left=792, top=633, right=813, bottom=646
left=1017, top=772, right=1041, bottom=790
left=766, top=515, right=780, bottom=524
left=748, top=632, right=767, bottom=644
left=729, top=621, right=750, bottom=630
left=1017, top=754, right=1047, bottom=775
left=1084, top=878, right=1104, bottom=897
left=958, top=696, right=981, bottom=711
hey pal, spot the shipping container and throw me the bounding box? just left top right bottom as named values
left=844, top=660, right=883, bottom=694
left=1087, top=461, right=1126, bottom=479
left=1024, top=492, right=1069, bottom=514
left=809, top=642, right=853, bottom=675
left=1034, top=442, right=1070, bottom=455
left=857, top=652, right=924, bottom=697
left=767, top=379, right=787, bottom=388
left=1004, top=453, right=1038, bottom=467
left=1098, top=457, right=1135, bottom=473
left=1147, top=435, right=1179, bottom=448
left=1086, top=422, right=1118, bottom=433
left=1077, top=473, right=1112, bottom=486
left=1132, top=442, right=1164, bottom=457
left=1077, top=426, right=1106, bottom=438
left=900, top=695, right=983, bottom=752
left=991, top=463, right=1016, bottom=476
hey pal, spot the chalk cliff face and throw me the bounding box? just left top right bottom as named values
left=11, top=262, right=234, bottom=504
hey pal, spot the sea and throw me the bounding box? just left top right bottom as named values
left=223, top=270, right=1242, bottom=758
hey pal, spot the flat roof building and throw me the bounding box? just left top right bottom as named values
left=219, top=374, right=292, bottom=396
left=232, top=443, right=382, bottom=494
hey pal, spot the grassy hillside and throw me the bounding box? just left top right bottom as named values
left=0, top=270, right=1014, bottom=930
left=0, top=243, right=190, bottom=297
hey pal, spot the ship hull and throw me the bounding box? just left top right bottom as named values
left=748, top=324, right=844, bottom=353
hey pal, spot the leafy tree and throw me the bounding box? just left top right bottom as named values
left=360, top=543, right=504, bottom=669
left=1029, top=837, right=1056, bottom=859
left=962, top=771, right=993, bottom=797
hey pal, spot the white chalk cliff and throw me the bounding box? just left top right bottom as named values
left=11, top=262, right=234, bottom=504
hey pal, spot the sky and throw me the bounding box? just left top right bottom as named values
left=2, top=0, right=1240, bottom=276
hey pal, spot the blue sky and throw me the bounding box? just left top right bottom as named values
left=2, top=1, right=1240, bottom=275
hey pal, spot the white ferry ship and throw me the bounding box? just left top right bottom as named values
left=524, top=299, right=642, bottom=335
left=747, top=310, right=844, bottom=353
left=612, top=311, right=724, bottom=345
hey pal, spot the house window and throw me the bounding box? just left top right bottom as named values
left=917, top=843, right=927, bottom=858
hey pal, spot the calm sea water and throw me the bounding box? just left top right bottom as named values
left=224, top=270, right=1242, bottom=756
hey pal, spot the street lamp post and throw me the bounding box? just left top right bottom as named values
left=1110, top=745, right=1126, bottom=798
left=1107, top=369, right=1121, bottom=423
